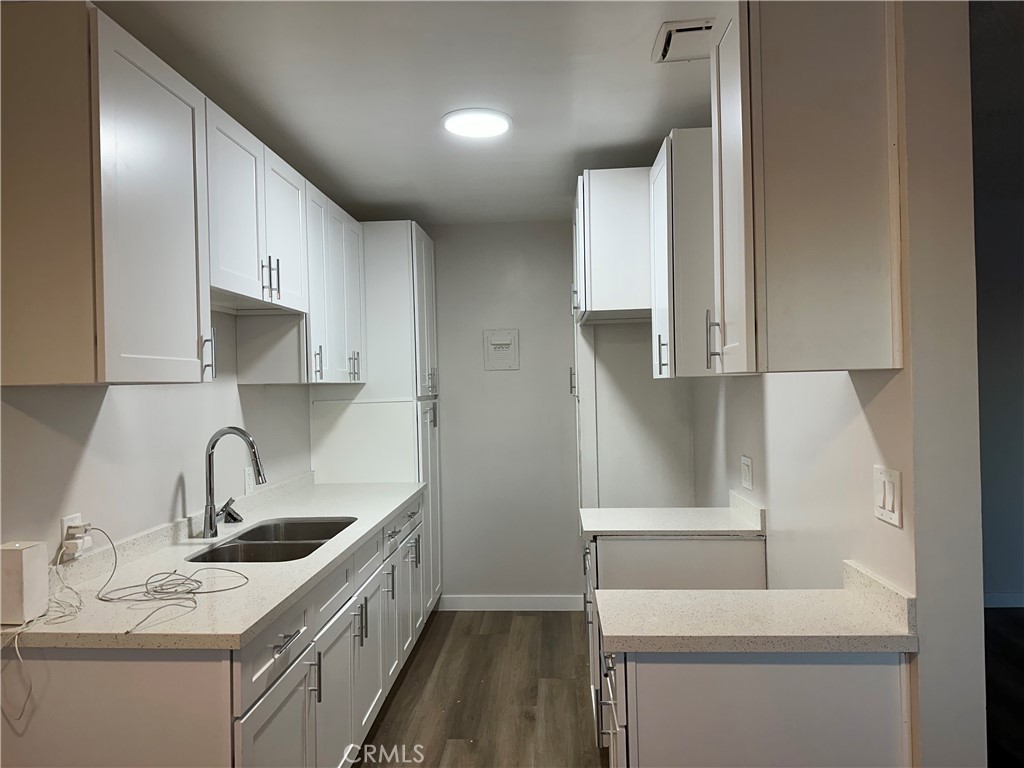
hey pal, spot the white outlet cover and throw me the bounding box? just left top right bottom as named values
left=59, top=513, right=84, bottom=559
left=873, top=465, right=903, bottom=528
left=740, top=456, right=753, bottom=491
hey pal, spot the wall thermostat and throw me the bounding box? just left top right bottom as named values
left=483, top=329, right=520, bottom=370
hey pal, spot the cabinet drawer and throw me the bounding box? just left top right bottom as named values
left=384, top=499, right=422, bottom=555
left=596, top=537, right=767, bottom=590
left=353, top=532, right=384, bottom=584
left=237, top=598, right=310, bottom=713
left=309, top=557, right=354, bottom=632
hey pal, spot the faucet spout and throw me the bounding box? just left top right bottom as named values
left=204, top=426, right=267, bottom=538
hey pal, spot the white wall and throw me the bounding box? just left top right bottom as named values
left=433, top=222, right=580, bottom=604
left=692, top=370, right=915, bottom=593
left=591, top=323, right=695, bottom=507
left=1, top=312, right=312, bottom=554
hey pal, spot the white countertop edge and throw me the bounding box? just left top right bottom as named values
left=600, top=634, right=920, bottom=654
left=579, top=490, right=765, bottom=537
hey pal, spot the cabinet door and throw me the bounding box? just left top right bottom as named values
left=398, top=536, right=415, bottom=661
left=650, top=137, right=674, bottom=379
left=406, top=526, right=425, bottom=639
left=417, top=403, right=442, bottom=612
left=94, top=13, right=210, bottom=383
left=324, top=202, right=352, bottom=382
left=351, top=569, right=385, bottom=744
left=265, top=148, right=308, bottom=312
left=235, top=644, right=315, bottom=768
left=382, top=554, right=402, bottom=691
left=573, top=176, right=587, bottom=317
left=343, top=215, right=367, bottom=383
left=671, top=128, right=717, bottom=378
left=428, top=408, right=442, bottom=606
left=412, top=224, right=437, bottom=397
left=207, top=100, right=266, bottom=302
left=710, top=2, right=756, bottom=373
left=306, top=184, right=329, bottom=383
left=313, top=599, right=356, bottom=768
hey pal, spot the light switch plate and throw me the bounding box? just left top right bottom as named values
left=873, top=465, right=902, bottom=528
left=740, top=456, right=753, bottom=491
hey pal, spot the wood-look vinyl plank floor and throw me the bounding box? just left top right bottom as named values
left=363, top=611, right=603, bottom=768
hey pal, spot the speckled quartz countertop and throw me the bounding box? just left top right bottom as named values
left=580, top=491, right=765, bottom=537
left=597, top=561, right=918, bottom=654
left=3, top=479, right=424, bottom=651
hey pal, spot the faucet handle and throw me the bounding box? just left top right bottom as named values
left=219, top=497, right=244, bottom=524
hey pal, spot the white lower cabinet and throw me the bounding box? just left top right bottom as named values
left=235, top=645, right=317, bottom=768
left=232, top=499, right=429, bottom=768
left=312, top=598, right=356, bottom=768
left=583, top=534, right=766, bottom=748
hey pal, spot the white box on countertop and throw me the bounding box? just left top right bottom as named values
left=2, top=541, right=48, bottom=625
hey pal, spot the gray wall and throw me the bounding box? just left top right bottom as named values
left=433, top=222, right=580, bottom=604
left=971, top=1, right=1024, bottom=606
left=1, top=312, right=312, bottom=553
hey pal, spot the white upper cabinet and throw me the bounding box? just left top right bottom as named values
left=207, top=101, right=267, bottom=305
left=1, top=4, right=211, bottom=385
left=710, top=2, right=756, bottom=374
left=265, top=149, right=309, bottom=313
left=207, top=104, right=309, bottom=313
left=572, top=176, right=588, bottom=319
left=342, top=214, right=367, bottom=383
left=412, top=224, right=438, bottom=398
left=306, top=184, right=330, bottom=383
left=575, top=168, right=651, bottom=324
left=650, top=129, right=716, bottom=379
left=710, top=1, right=903, bottom=373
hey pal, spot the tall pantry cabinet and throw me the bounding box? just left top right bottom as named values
left=311, top=221, right=443, bottom=615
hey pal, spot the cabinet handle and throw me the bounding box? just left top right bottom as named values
left=430, top=403, right=438, bottom=428
left=407, top=535, right=420, bottom=568
left=362, top=597, right=369, bottom=640
left=706, top=309, right=722, bottom=371
left=571, top=284, right=580, bottom=312
left=583, top=544, right=590, bottom=575
left=306, top=651, right=323, bottom=704
left=275, top=258, right=282, bottom=300
left=387, top=528, right=401, bottom=540
left=202, top=326, right=217, bottom=380
left=569, top=366, right=576, bottom=396
left=657, top=333, right=669, bottom=373
left=416, top=534, right=421, bottom=568
left=260, top=258, right=268, bottom=297
left=384, top=563, right=396, bottom=600
left=272, top=627, right=302, bottom=658
left=353, top=606, right=364, bottom=647
left=356, top=351, right=362, bottom=380
left=314, top=345, right=324, bottom=380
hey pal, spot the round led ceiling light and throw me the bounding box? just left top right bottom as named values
left=442, top=108, right=512, bottom=138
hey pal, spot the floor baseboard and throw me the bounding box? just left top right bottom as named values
left=438, top=594, right=583, bottom=611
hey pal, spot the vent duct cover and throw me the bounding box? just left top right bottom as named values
left=651, top=19, right=715, bottom=63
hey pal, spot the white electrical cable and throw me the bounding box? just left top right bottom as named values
left=2, top=527, right=250, bottom=722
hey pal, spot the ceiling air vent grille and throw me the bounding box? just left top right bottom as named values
left=651, top=19, right=715, bottom=64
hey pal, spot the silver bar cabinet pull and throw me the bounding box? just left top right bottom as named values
left=706, top=308, right=722, bottom=371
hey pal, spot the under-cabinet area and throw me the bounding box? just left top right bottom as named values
left=0, top=1, right=996, bottom=767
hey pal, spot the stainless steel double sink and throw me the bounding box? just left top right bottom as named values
left=187, top=518, right=356, bottom=563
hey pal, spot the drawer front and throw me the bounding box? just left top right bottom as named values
left=237, top=598, right=310, bottom=713
left=309, top=557, right=354, bottom=633
left=384, top=499, right=423, bottom=556
left=354, top=532, right=384, bottom=584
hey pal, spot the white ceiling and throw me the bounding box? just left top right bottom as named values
left=99, top=1, right=718, bottom=226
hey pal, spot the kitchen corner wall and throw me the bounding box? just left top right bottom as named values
left=692, top=370, right=915, bottom=594
left=0, top=312, right=312, bottom=554
left=433, top=221, right=580, bottom=606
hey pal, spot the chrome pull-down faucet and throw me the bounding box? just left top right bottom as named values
left=204, top=426, right=267, bottom=538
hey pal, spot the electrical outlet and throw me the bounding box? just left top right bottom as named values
left=244, top=467, right=256, bottom=496
left=873, top=465, right=903, bottom=528
left=60, top=514, right=83, bottom=544
left=741, top=456, right=753, bottom=491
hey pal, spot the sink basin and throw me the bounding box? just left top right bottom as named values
left=187, top=541, right=323, bottom=564
left=235, top=518, right=356, bottom=543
